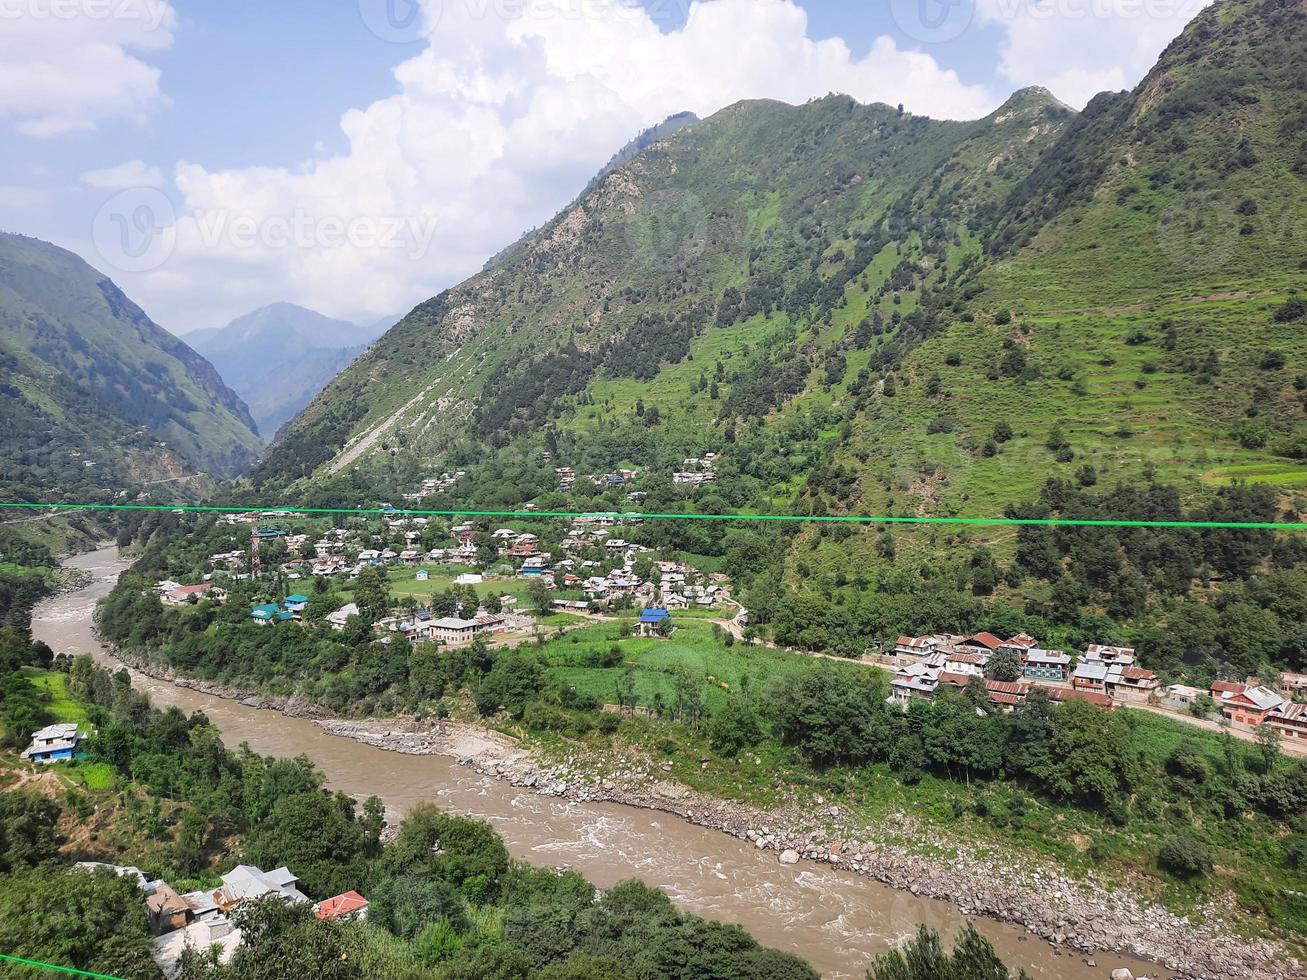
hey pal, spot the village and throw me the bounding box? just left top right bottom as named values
left=886, top=631, right=1307, bottom=742
left=152, top=506, right=734, bottom=649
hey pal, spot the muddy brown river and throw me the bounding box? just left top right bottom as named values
left=33, top=547, right=1173, bottom=980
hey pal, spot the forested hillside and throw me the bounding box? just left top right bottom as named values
left=0, top=232, right=263, bottom=499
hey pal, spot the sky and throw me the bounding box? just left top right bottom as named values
left=0, top=0, right=1212, bottom=335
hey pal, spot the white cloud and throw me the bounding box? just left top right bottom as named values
left=0, top=0, right=176, bottom=137
left=95, top=0, right=997, bottom=330
left=976, top=0, right=1212, bottom=108
left=81, top=159, right=164, bottom=189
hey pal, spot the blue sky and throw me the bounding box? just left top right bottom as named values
left=0, top=0, right=1210, bottom=333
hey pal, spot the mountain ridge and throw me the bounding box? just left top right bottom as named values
left=257, top=0, right=1304, bottom=519
left=188, top=302, right=384, bottom=438
left=0, top=231, right=263, bottom=493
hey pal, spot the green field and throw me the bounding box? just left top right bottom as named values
left=21, top=667, right=88, bottom=725
left=535, top=617, right=863, bottom=712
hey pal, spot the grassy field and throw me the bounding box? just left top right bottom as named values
left=352, top=566, right=539, bottom=606
left=535, top=617, right=865, bottom=712
left=21, top=667, right=88, bottom=725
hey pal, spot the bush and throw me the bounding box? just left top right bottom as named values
left=1271, top=297, right=1306, bottom=323
left=1158, top=834, right=1213, bottom=878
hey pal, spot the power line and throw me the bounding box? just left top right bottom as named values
left=0, top=953, right=124, bottom=980
left=0, top=501, right=1303, bottom=531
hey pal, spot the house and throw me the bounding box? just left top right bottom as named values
left=1104, top=664, right=1160, bottom=702
left=148, top=883, right=193, bottom=934
left=250, top=604, right=292, bottom=625
left=890, top=664, right=941, bottom=705
left=163, top=583, right=225, bottom=606
left=894, top=635, right=944, bottom=663
left=1022, top=649, right=1071, bottom=682
left=326, top=603, right=360, bottom=630
left=1041, top=686, right=1117, bottom=711
left=663, top=592, right=690, bottom=611
left=315, top=891, right=369, bottom=921
left=431, top=614, right=502, bottom=644
left=1084, top=644, right=1136, bottom=666
left=1265, top=702, right=1307, bottom=741
left=153, top=915, right=240, bottom=977
left=213, top=865, right=309, bottom=909
left=1215, top=684, right=1286, bottom=727
left=943, top=652, right=987, bottom=677
left=954, top=632, right=1002, bottom=657
left=1275, top=672, right=1307, bottom=697
left=20, top=723, right=85, bottom=764
left=996, top=633, right=1038, bottom=658
left=1071, top=662, right=1109, bottom=693
left=1164, top=684, right=1205, bottom=709
left=638, top=608, right=672, bottom=637
left=416, top=569, right=429, bottom=582
left=982, top=678, right=1030, bottom=711
left=283, top=594, right=309, bottom=613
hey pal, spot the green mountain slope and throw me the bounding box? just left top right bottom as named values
left=256, top=85, right=1075, bottom=486
left=257, top=0, right=1303, bottom=518
left=0, top=232, right=263, bottom=495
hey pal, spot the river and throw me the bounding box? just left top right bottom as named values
left=32, top=546, right=1172, bottom=980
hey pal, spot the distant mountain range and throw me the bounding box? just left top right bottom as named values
left=0, top=231, right=262, bottom=496
left=186, top=303, right=388, bottom=439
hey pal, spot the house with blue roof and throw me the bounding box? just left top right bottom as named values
left=638, top=607, right=672, bottom=637
left=251, top=604, right=294, bottom=625
left=283, top=594, right=309, bottom=612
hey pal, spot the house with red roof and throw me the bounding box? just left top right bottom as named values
left=1265, top=702, right=1307, bottom=742
left=1215, top=684, right=1286, bottom=727
left=314, top=891, right=369, bottom=922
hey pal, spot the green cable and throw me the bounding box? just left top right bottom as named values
left=0, top=500, right=1303, bottom=531
left=0, top=953, right=124, bottom=980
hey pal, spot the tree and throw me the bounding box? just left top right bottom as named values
left=218, top=898, right=360, bottom=980
left=354, top=565, right=390, bottom=622
left=0, top=790, right=61, bottom=872
left=867, top=922, right=1028, bottom=980
left=983, top=650, right=1022, bottom=682
left=527, top=577, right=554, bottom=614
left=242, top=791, right=368, bottom=900
left=706, top=698, right=764, bottom=757
left=368, top=874, right=468, bottom=940
left=475, top=655, right=545, bottom=718
left=1255, top=723, right=1281, bottom=773
left=0, top=867, right=162, bottom=980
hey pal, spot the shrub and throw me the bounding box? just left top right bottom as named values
left=1158, top=834, right=1213, bottom=878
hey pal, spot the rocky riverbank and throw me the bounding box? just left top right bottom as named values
left=105, top=647, right=1298, bottom=980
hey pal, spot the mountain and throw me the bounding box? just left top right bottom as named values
left=258, top=0, right=1304, bottom=521
left=187, top=303, right=384, bottom=438
left=0, top=232, right=263, bottom=495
